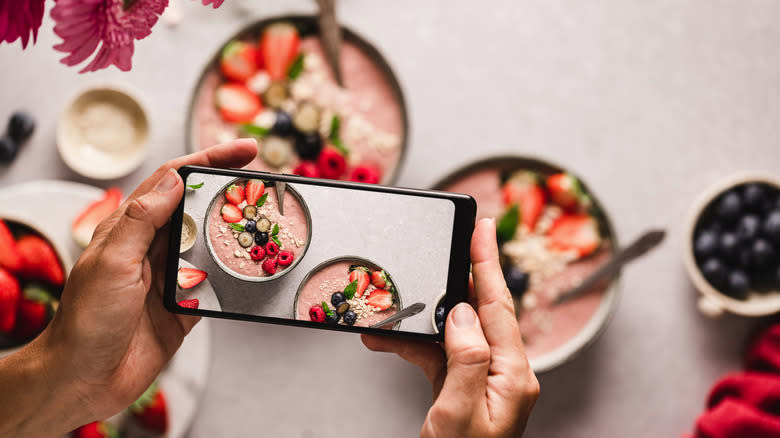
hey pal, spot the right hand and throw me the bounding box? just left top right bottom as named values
left=362, top=218, right=539, bottom=437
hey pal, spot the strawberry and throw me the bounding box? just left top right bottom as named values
left=72, top=421, right=118, bottom=438
left=0, top=220, right=21, bottom=272
left=71, top=188, right=122, bottom=248
left=219, top=41, right=259, bottom=82
left=293, top=161, right=320, bottom=178
left=370, top=269, right=390, bottom=289
left=13, top=285, right=53, bottom=340
left=245, top=179, right=265, bottom=205
left=547, top=213, right=602, bottom=258
left=130, top=382, right=168, bottom=434
left=16, top=235, right=64, bottom=286
left=317, top=146, right=346, bottom=179
left=546, top=173, right=589, bottom=211
left=178, top=299, right=199, bottom=309
left=309, top=304, right=325, bottom=322
left=0, top=268, right=20, bottom=334
left=177, top=267, right=207, bottom=289
left=221, top=203, right=243, bottom=223
left=348, top=266, right=370, bottom=298
left=260, top=22, right=300, bottom=81
left=350, top=165, right=381, bottom=184
left=262, top=257, right=277, bottom=275
left=366, top=289, right=393, bottom=311
left=216, top=83, right=263, bottom=123
left=225, top=183, right=246, bottom=205
left=502, top=171, right=546, bottom=232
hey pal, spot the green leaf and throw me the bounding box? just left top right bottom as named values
left=256, top=192, right=268, bottom=207
left=240, top=124, right=269, bottom=137
left=321, top=301, right=333, bottom=316
left=287, top=53, right=305, bottom=79
left=329, top=115, right=340, bottom=140
left=229, top=223, right=245, bottom=232
left=186, top=181, right=204, bottom=190
left=343, top=280, right=357, bottom=299
left=331, top=137, right=349, bottom=155
left=272, top=236, right=282, bottom=247
left=271, top=223, right=279, bottom=236
left=496, top=204, right=519, bottom=242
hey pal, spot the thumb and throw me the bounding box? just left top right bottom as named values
left=436, top=303, right=490, bottom=414
left=102, top=168, right=183, bottom=260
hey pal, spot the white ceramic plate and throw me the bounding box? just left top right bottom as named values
left=177, top=259, right=222, bottom=312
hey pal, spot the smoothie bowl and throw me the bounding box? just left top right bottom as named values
left=187, top=15, right=408, bottom=185
left=434, top=156, right=620, bottom=373
left=203, top=178, right=311, bottom=282
left=294, top=256, right=403, bottom=330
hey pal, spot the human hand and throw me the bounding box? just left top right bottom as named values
left=362, top=218, right=539, bottom=438
left=0, top=139, right=258, bottom=437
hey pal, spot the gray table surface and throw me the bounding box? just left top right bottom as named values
left=2, top=1, right=779, bottom=436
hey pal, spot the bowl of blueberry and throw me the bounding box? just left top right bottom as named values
left=684, top=172, right=780, bottom=317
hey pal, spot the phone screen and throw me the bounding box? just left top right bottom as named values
left=170, top=168, right=471, bottom=337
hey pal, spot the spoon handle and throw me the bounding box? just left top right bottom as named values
left=316, top=0, right=343, bottom=87
left=369, top=302, right=426, bottom=329
left=275, top=181, right=286, bottom=216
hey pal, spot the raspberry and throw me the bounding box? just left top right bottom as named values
left=316, top=147, right=346, bottom=179
left=277, top=251, right=294, bottom=266
left=250, top=245, right=266, bottom=261
left=293, top=161, right=320, bottom=178
left=265, top=241, right=280, bottom=257
left=350, top=164, right=381, bottom=184
left=309, top=305, right=326, bottom=323
left=262, top=257, right=277, bottom=275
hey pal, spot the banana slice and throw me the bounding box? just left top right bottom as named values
left=293, top=101, right=321, bottom=133
left=261, top=136, right=293, bottom=168
left=263, top=82, right=288, bottom=109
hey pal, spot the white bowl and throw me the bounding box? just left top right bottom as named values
left=683, top=171, right=780, bottom=318
left=180, top=212, right=197, bottom=253
left=57, top=85, right=149, bottom=180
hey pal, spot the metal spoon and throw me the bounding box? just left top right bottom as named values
left=315, top=0, right=343, bottom=87
left=369, top=302, right=426, bottom=328
left=275, top=181, right=286, bottom=216
left=553, top=229, right=666, bottom=305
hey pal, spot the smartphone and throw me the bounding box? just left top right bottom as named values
left=164, top=165, right=476, bottom=341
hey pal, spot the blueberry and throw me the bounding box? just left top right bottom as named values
left=342, top=310, right=357, bottom=326
left=254, top=231, right=269, bottom=246
left=436, top=320, right=444, bottom=333
left=7, top=111, right=34, bottom=143
left=752, top=239, right=776, bottom=268
left=694, top=230, right=719, bottom=259
left=737, top=247, right=753, bottom=268
left=331, top=292, right=346, bottom=307
left=701, top=258, right=727, bottom=288
left=727, top=270, right=750, bottom=299
left=434, top=306, right=446, bottom=323
left=776, top=265, right=780, bottom=287
left=743, top=183, right=769, bottom=212
left=272, top=111, right=293, bottom=136
left=325, top=312, right=340, bottom=324
left=294, top=132, right=323, bottom=160
left=716, top=191, right=742, bottom=223
left=504, top=268, right=529, bottom=297
left=763, top=210, right=780, bottom=244
left=719, top=232, right=739, bottom=262
left=245, top=219, right=257, bottom=233
left=736, top=214, right=761, bottom=244
left=0, top=136, right=17, bottom=163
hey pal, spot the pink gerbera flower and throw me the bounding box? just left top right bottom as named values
left=0, top=0, right=45, bottom=48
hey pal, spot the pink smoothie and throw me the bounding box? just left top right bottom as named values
left=207, top=182, right=308, bottom=278
left=191, top=36, right=404, bottom=184
left=444, top=168, right=613, bottom=359
left=296, top=261, right=398, bottom=328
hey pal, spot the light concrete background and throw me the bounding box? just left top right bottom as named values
left=1, top=0, right=780, bottom=436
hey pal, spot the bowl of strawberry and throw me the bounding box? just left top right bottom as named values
left=434, top=156, right=620, bottom=373
left=684, top=173, right=780, bottom=317
left=187, top=15, right=408, bottom=185
left=0, top=218, right=70, bottom=354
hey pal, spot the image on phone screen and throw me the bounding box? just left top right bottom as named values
left=171, top=168, right=472, bottom=336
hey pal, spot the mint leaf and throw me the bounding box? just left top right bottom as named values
left=329, top=115, right=340, bottom=140
left=343, top=280, right=357, bottom=299
left=321, top=301, right=333, bottom=316
left=256, top=193, right=268, bottom=207
left=331, top=137, right=349, bottom=155
left=271, top=223, right=279, bottom=236
left=271, top=236, right=281, bottom=247
left=496, top=204, right=519, bottom=242
left=229, top=223, right=245, bottom=232
left=241, top=124, right=269, bottom=137
left=187, top=182, right=204, bottom=190
left=287, top=53, right=305, bottom=79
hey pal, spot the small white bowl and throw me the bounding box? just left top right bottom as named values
left=180, top=212, right=197, bottom=253
left=683, top=171, right=780, bottom=318
left=57, top=85, right=149, bottom=180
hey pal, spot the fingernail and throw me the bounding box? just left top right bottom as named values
left=155, top=168, right=180, bottom=192
left=452, top=304, right=477, bottom=327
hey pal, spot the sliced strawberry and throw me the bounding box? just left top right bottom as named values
left=219, top=41, right=259, bottom=82
left=547, top=213, right=602, bottom=258
left=0, top=268, right=20, bottom=334
left=546, top=173, right=587, bottom=210
left=366, top=289, right=393, bottom=311
left=225, top=183, right=245, bottom=205
left=72, top=421, right=118, bottom=438
left=71, top=188, right=122, bottom=248
left=16, top=235, right=64, bottom=286
left=0, top=219, right=21, bottom=272
left=348, top=266, right=370, bottom=298
left=370, top=269, right=390, bottom=289
left=216, top=83, right=263, bottom=123
left=221, top=203, right=242, bottom=223
left=13, top=285, right=52, bottom=340
left=260, top=22, right=300, bottom=81
left=178, top=299, right=199, bottom=309
left=502, top=171, right=546, bottom=232
left=130, top=382, right=168, bottom=434
left=245, top=179, right=265, bottom=206
left=177, top=267, right=207, bottom=289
